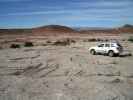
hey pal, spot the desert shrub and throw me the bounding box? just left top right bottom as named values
left=52, top=38, right=75, bottom=46
left=97, top=38, right=102, bottom=41
left=10, top=44, right=20, bottom=48
left=46, top=40, right=52, bottom=44
left=128, top=37, right=133, bottom=42
left=105, top=39, right=109, bottom=42
left=24, top=42, right=34, bottom=47
left=66, top=38, right=71, bottom=43
left=84, top=38, right=104, bottom=42
left=88, top=38, right=97, bottom=42
left=122, top=39, right=126, bottom=41
left=70, top=39, right=76, bottom=43
left=53, top=39, right=70, bottom=46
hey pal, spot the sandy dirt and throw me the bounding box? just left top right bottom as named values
left=0, top=34, right=133, bottom=100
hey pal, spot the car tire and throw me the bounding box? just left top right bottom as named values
left=108, top=51, right=114, bottom=57
left=90, top=49, right=96, bottom=55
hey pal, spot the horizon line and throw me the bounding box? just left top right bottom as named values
left=0, top=24, right=130, bottom=29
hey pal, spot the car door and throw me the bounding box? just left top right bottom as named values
left=97, top=43, right=105, bottom=53
left=104, top=43, right=110, bottom=53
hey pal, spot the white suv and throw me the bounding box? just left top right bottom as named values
left=89, top=41, right=123, bottom=57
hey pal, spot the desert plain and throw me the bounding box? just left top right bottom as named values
left=0, top=25, right=133, bottom=100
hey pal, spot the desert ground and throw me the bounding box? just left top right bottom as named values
left=0, top=33, right=133, bottom=100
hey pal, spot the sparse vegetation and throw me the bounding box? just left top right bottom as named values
left=70, top=39, right=76, bottom=43
left=52, top=39, right=75, bottom=46
left=97, top=38, right=102, bottom=41
left=122, top=39, right=126, bottom=41
left=44, top=39, right=76, bottom=46
left=88, top=38, right=97, bottom=42
left=46, top=40, right=52, bottom=44
left=128, top=37, right=133, bottom=42
left=24, top=42, right=34, bottom=47
left=53, top=40, right=70, bottom=46
left=84, top=38, right=103, bottom=42
left=10, top=44, right=20, bottom=48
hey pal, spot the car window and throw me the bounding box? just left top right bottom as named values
left=98, top=44, right=104, bottom=47
left=111, top=44, right=115, bottom=47
left=105, top=43, right=110, bottom=47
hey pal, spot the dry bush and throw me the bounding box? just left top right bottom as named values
left=128, top=37, right=133, bottom=43
left=85, top=38, right=102, bottom=42
left=97, top=38, right=102, bottom=41
left=24, top=42, right=34, bottom=47
left=53, top=39, right=72, bottom=46
left=10, top=44, right=20, bottom=48
left=88, top=38, right=97, bottom=42
left=70, top=39, right=76, bottom=43
left=53, top=40, right=69, bottom=46
left=83, top=38, right=105, bottom=42
left=45, top=38, right=76, bottom=46
left=46, top=40, right=52, bottom=44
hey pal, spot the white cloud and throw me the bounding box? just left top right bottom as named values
left=1, top=7, right=131, bottom=17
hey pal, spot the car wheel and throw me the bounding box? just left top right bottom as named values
left=90, top=49, right=96, bottom=55
left=108, top=51, right=114, bottom=57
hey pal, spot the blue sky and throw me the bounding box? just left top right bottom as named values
left=0, top=0, right=133, bottom=28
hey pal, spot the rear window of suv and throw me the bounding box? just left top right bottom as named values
left=111, top=44, right=115, bottom=47
left=111, top=43, right=122, bottom=47
left=105, top=44, right=110, bottom=47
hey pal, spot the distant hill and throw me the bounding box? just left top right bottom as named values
left=32, top=25, right=76, bottom=34
left=0, top=24, right=133, bottom=35
left=74, top=27, right=112, bottom=31
left=78, top=24, right=133, bottom=34
left=117, top=24, right=133, bottom=33
left=122, top=24, right=133, bottom=28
